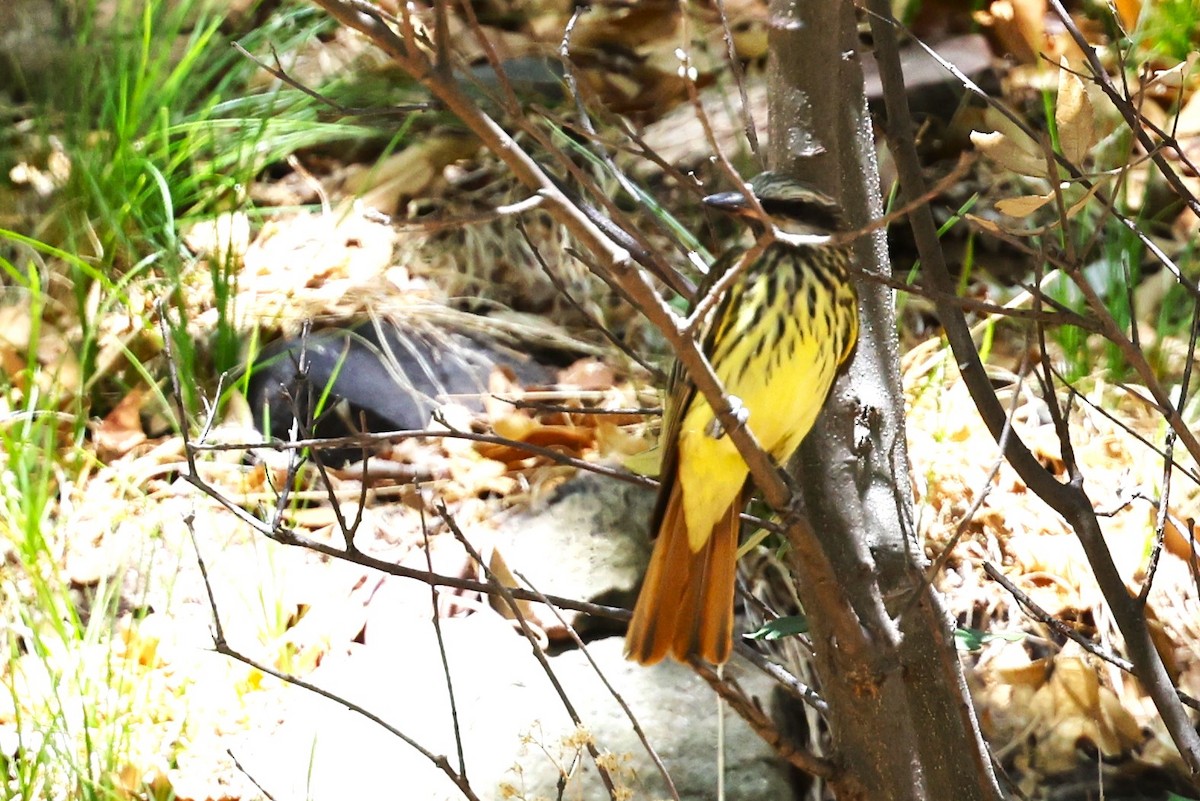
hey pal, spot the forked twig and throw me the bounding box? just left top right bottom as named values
left=866, top=0, right=1200, bottom=769
left=689, top=660, right=834, bottom=778
left=436, top=504, right=621, bottom=800
left=514, top=571, right=682, bottom=801
left=185, top=514, right=485, bottom=801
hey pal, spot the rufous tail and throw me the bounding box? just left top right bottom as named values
left=625, top=481, right=742, bottom=665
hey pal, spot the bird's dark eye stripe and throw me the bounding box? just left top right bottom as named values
left=757, top=198, right=842, bottom=231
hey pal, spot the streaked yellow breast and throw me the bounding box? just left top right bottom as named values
left=675, top=242, right=856, bottom=552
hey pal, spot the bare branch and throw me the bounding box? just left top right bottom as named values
left=515, top=572, right=682, bottom=801
left=865, top=0, right=1200, bottom=771
left=187, top=510, right=485, bottom=801
left=690, top=660, right=835, bottom=779
left=438, top=505, right=620, bottom=799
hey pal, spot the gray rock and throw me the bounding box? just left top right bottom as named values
left=493, top=471, right=655, bottom=638
left=223, top=464, right=790, bottom=800
left=235, top=630, right=791, bottom=801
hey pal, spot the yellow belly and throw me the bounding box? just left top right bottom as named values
left=676, top=282, right=842, bottom=552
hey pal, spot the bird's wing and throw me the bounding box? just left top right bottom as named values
left=647, top=245, right=748, bottom=538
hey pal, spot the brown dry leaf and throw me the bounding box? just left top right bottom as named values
left=1055, top=57, right=1096, bottom=165
left=558, top=357, right=615, bottom=391
left=1164, top=515, right=1198, bottom=562
left=995, top=193, right=1054, bottom=217
left=246, top=25, right=380, bottom=92
left=994, top=655, right=1050, bottom=689
left=1008, top=0, right=1047, bottom=58
left=0, top=303, right=82, bottom=398
left=487, top=545, right=533, bottom=614
left=1145, top=52, right=1198, bottom=98
left=974, top=0, right=1045, bottom=64
left=238, top=209, right=397, bottom=325
left=475, top=421, right=594, bottom=465
left=485, top=376, right=596, bottom=464
left=1029, top=656, right=1142, bottom=774
left=1064, top=177, right=1105, bottom=218
left=112, top=762, right=147, bottom=799
left=492, top=410, right=538, bottom=444
left=970, top=129, right=1048, bottom=178
left=1112, top=0, right=1140, bottom=29
left=519, top=424, right=594, bottom=453
left=485, top=364, right=526, bottom=425
left=593, top=420, right=653, bottom=462
left=447, top=447, right=519, bottom=496
left=571, top=4, right=680, bottom=71
left=964, top=212, right=1007, bottom=238
left=342, top=134, right=480, bottom=215
left=93, top=387, right=149, bottom=460
left=487, top=545, right=565, bottom=641
left=566, top=1, right=745, bottom=116
left=965, top=210, right=1052, bottom=237
left=908, top=347, right=1199, bottom=789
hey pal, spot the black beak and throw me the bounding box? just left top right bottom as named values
left=702, top=189, right=751, bottom=214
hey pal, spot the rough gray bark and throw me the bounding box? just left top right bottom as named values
left=766, top=1, right=1003, bottom=798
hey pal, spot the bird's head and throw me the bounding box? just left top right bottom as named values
left=703, top=171, right=845, bottom=239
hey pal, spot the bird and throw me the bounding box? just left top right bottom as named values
left=625, top=171, right=860, bottom=665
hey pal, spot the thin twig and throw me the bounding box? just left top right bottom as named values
left=1047, top=0, right=1200, bottom=222
left=712, top=0, right=761, bottom=163
left=279, top=348, right=368, bottom=552
left=189, top=425, right=657, bottom=491
left=515, top=217, right=663, bottom=379
left=733, top=641, right=827, bottom=715
left=227, top=749, right=279, bottom=801
left=683, top=236, right=772, bottom=336
left=226, top=643, right=485, bottom=798
left=866, top=0, right=1200, bottom=769
left=311, top=0, right=797, bottom=519
left=1054, top=374, right=1200, bottom=488
left=499, top=397, right=662, bottom=417
left=188, top=504, right=485, bottom=799
left=555, top=4, right=693, bottom=289
left=863, top=5, right=1199, bottom=305
left=231, top=41, right=431, bottom=116
left=421, top=503, right=468, bottom=779
left=1140, top=428, right=1177, bottom=606
left=1141, top=296, right=1200, bottom=604
left=514, top=571, right=682, bottom=801
left=689, top=660, right=835, bottom=778
left=437, top=505, right=620, bottom=800
left=206, top=472, right=633, bottom=621
left=900, top=348, right=1027, bottom=620
left=984, top=561, right=1200, bottom=715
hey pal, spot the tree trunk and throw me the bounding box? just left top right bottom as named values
left=766, top=2, right=1003, bottom=798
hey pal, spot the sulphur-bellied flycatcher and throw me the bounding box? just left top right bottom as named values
left=625, top=171, right=860, bottom=665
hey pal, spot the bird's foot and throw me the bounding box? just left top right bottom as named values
left=705, top=395, right=748, bottom=439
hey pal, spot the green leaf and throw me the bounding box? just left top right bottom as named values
left=747, top=616, right=809, bottom=641
left=955, top=627, right=1026, bottom=652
